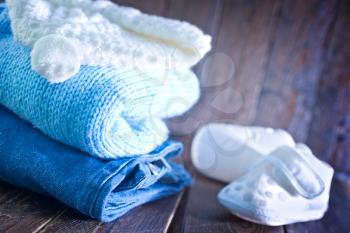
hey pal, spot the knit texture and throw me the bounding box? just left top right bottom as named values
left=6, top=0, right=212, bottom=82
left=0, top=104, right=192, bottom=222
left=0, top=6, right=200, bottom=159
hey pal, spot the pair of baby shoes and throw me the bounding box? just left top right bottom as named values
left=191, top=123, right=334, bottom=226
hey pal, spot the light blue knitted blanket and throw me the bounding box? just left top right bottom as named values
left=0, top=6, right=199, bottom=159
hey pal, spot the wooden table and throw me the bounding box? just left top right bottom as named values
left=1, top=0, right=350, bottom=232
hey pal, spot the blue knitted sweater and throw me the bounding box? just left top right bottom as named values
left=0, top=5, right=200, bottom=159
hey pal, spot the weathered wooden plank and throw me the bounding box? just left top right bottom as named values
left=303, top=0, right=350, bottom=172
left=168, top=0, right=281, bottom=137
left=0, top=182, right=64, bottom=233
left=168, top=0, right=285, bottom=232
left=165, top=0, right=219, bottom=227
left=254, top=0, right=338, bottom=142
left=38, top=192, right=183, bottom=233
left=204, top=0, right=282, bottom=125
left=287, top=0, right=350, bottom=231
left=165, top=0, right=224, bottom=137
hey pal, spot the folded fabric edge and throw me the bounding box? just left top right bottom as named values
left=0, top=104, right=192, bottom=222
left=94, top=161, right=192, bottom=221
left=88, top=141, right=193, bottom=221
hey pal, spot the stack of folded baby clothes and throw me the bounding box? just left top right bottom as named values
left=0, top=0, right=211, bottom=222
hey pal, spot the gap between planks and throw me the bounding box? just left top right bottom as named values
left=33, top=208, right=69, bottom=233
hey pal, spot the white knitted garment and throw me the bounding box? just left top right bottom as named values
left=6, top=0, right=212, bottom=82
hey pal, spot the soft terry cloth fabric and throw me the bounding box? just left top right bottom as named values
left=0, top=104, right=192, bottom=222
left=0, top=5, right=200, bottom=159
left=6, top=0, right=211, bottom=82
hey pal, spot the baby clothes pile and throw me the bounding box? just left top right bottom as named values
left=192, top=123, right=334, bottom=226
left=0, top=0, right=211, bottom=222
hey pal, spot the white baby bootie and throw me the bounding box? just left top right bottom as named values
left=191, top=123, right=295, bottom=182
left=217, top=144, right=334, bottom=226
left=7, top=0, right=211, bottom=82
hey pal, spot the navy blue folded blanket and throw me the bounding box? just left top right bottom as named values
left=0, top=105, right=191, bottom=222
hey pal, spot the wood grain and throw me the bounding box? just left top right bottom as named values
left=205, top=0, right=282, bottom=125
left=304, top=0, right=350, bottom=172
left=166, top=0, right=224, bottom=137
left=254, top=0, right=338, bottom=143
left=168, top=0, right=284, bottom=232
left=286, top=0, right=350, bottom=231
left=38, top=192, right=183, bottom=233
left=0, top=182, right=64, bottom=233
